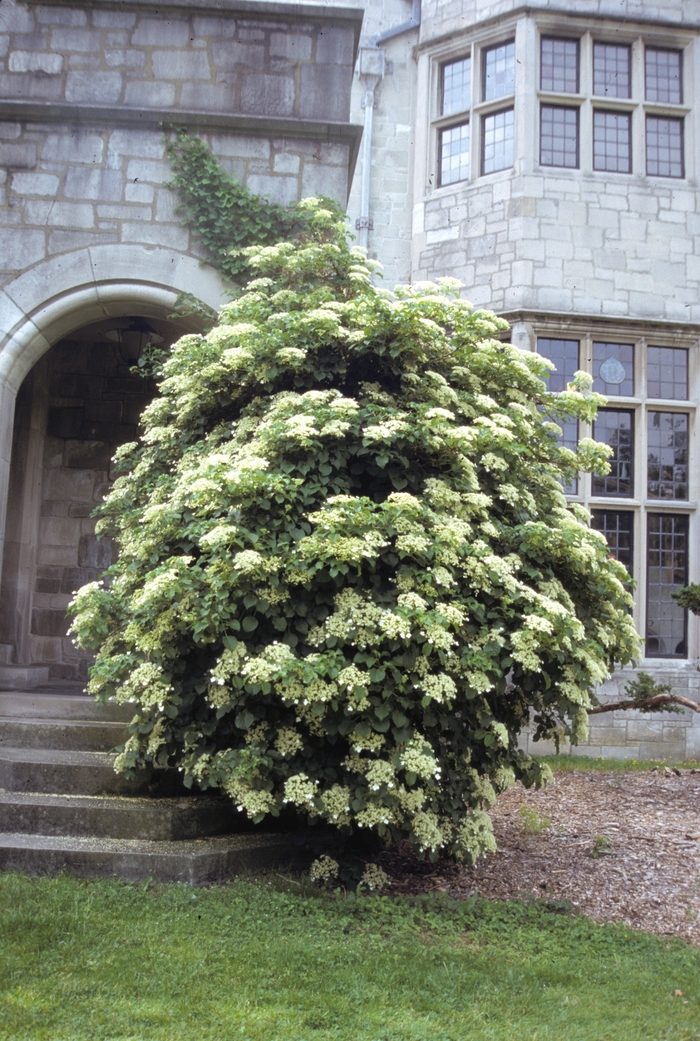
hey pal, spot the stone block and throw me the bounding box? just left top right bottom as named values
left=8, top=51, right=63, bottom=73
left=48, top=231, right=115, bottom=254
left=92, top=11, right=136, bottom=28
left=270, top=32, right=312, bottom=61
left=211, top=41, right=264, bottom=68
left=60, top=567, right=100, bottom=595
left=192, top=16, right=238, bottom=38
left=152, top=50, right=210, bottom=80
left=68, top=503, right=94, bottom=518
left=63, top=439, right=110, bottom=468
left=0, top=226, right=45, bottom=270
left=46, top=468, right=95, bottom=502
left=0, top=143, right=36, bottom=169
left=47, top=407, right=83, bottom=439
left=64, top=167, right=123, bottom=203
left=41, top=133, right=104, bottom=164
left=299, top=65, right=350, bottom=121
left=84, top=399, right=122, bottom=423
left=78, top=535, right=115, bottom=569
left=35, top=575, right=61, bottom=594
left=39, top=516, right=80, bottom=548
left=300, top=162, right=347, bottom=202
left=624, top=720, right=665, bottom=742
left=11, top=172, right=59, bottom=195
left=37, top=545, right=78, bottom=567
left=120, top=222, right=188, bottom=249
left=131, top=18, right=190, bottom=47
left=31, top=609, right=69, bottom=638
left=50, top=28, right=101, bottom=51
left=273, top=153, right=300, bottom=175
left=315, top=26, right=354, bottom=65
left=0, top=124, right=20, bottom=140
left=240, top=74, right=294, bottom=117
left=47, top=202, right=95, bottom=230
left=124, top=80, right=175, bottom=107
left=97, top=203, right=151, bottom=220
left=124, top=158, right=171, bottom=184
left=66, top=71, right=123, bottom=104
left=0, top=4, right=34, bottom=31
left=105, top=49, right=145, bottom=68
left=245, top=174, right=298, bottom=207
left=179, top=82, right=230, bottom=111
left=108, top=129, right=164, bottom=159
left=125, top=182, right=154, bottom=203
left=209, top=135, right=270, bottom=159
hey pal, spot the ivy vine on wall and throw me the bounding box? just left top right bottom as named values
left=165, top=131, right=326, bottom=285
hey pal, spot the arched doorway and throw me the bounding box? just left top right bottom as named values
left=0, top=314, right=187, bottom=687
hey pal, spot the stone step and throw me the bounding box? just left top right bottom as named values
left=0, top=747, right=164, bottom=796
left=0, top=789, right=239, bottom=841
left=0, top=691, right=133, bottom=723
left=0, top=665, right=50, bottom=690
left=0, top=645, right=13, bottom=665
left=0, top=831, right=291, bottom=885
left=0, top=717, right=127, bottom=752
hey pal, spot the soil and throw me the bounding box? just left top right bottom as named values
left=379, top=768, right=700, bottom=943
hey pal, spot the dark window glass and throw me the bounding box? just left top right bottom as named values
left=439, top=123, right=470, bottom=186
left=647, top=346, right=688, bottom=400
left=646, top=513, right=688, bottom=657
left=646, top=116, right=684, bottom=178
left=591, top=510, right=633, bottom=574
left=647, top=412, right=688, bottom=501
left=645, top=48, right=682, bottom=104
left=540, top=105, right=579, bottom=168
left=557, top=418, right=579, bottom=495
left=442, top=56, right=471, bottom=116
left=537, top=337, right=579, bottom=392
left=593, top=341, right=634, bottom=395
left=593, top=42, right=631, bottom=97
left=483, top=40, right=515, bottom=101
left=540, top=37, right=579, bottom=93
left=482, top=108, right=514, bottom=173
left=592, top=409, right=634, bottom=497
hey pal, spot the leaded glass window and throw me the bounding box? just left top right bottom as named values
left=591, top=510, right=633, bottom=574
left=646, top=116, right=684, bottom=178
left=592, top=410, right=634, bottom=497
left=482, top=108, right=514, bottom=174
left=593, top=110, right=631, bottom=173
left=593, top=342, right=634, bottom=396
left=646, top=514, right=688, bottom=658
left=645, top=48, right=682, bottom=104
left=483, top=40, right=515, bottom=101
left=540, top=105, right=578, bottom=168
left=593, top=42, right=631, bottom=98
left=540, top=37, right=579, bottom=93
left=647, top=347, right=688, bottom=400
left=647, top=412, right=688, bottom=500
left=439, top=123, right=470, bottom=186
left=538, top=337, right=579, bottom=392
left=442, top=57, right=471, bottom=116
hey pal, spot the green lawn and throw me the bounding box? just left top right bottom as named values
left=0, top=873, right=698, bottom=1041
left=538, top=754, right=700, bottom=773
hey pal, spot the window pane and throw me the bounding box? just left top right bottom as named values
left=647, top=412, right=688, bottom=501
left=647, top=346, right=688, bottom=400
left=540, top=105, right=578, bottom=168
left=593, top=42, right=631, bottom=97
left=591, top=510, right=633, bottom=574
left=439, top=123, right=470, bottom=186
left=645, top=48, right=682, bottom=103
left=646, top=116, right=684, bottom=178
left=540, top=37, right=579, bottom=93
left=537, top=337, right=579, bottom=392
left=483, top=40, right=515, bottom=100
left=593, top=341, right=634, bottom=396
left=593, top=110, right=631, bottom=173
left=592, top=409, right=634, bottom=497
left=442, top=56, right=471, bottom=116
left=646, top=513, right=687, bottom=657
left=482, top=108, right=514, bottom=174
left=557, top=418, right=579, bottom=495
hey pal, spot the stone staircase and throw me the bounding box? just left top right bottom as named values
left=0, top=686, right=289, bottom=884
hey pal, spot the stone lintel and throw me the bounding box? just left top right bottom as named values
left=499, top=309, right=700, bottom=338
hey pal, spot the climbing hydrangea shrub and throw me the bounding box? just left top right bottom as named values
left=70, top=200, right=639, bottom=863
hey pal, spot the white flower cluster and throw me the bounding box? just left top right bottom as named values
left=321, top=784, right=352, bottom=824
left=309, top=855, right=339, bottom=884
left=283, top=773, right=318, bottom=808
left=419, top=672, right=458, bottom=704
left=360, top=864, right=390, bottom=890
left=275, top=727, right=303, bottom=757
left=349, top=729, right=385, bottom=753
left=364, top=759, right=396, bottom=791
left=401, top=737, right=441, bottom=781
left=223, top=777, right=276, bottom=818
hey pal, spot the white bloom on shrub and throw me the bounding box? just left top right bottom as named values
left=283, top=773, right=318, bottom=808
left=360, top=864, right=390, bottom=890
left=309, top=855, right=339, bottom=884
left=275, top=727, right=303, bottom=757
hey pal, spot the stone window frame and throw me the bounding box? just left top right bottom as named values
left=533, top=322, right=699, bottom=661
left=535, top=26, right=693, bottom=180
left=429, top=20, right=521, bottom=191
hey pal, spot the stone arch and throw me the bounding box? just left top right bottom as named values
left=0, top=245, right=226, bottom=687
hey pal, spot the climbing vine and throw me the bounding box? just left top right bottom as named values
left=165, top=131, right=323, bottom=284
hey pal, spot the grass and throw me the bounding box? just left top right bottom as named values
left=539, top=754, right=700, bottom=773
left=0, top=872, right=699, bottom=1041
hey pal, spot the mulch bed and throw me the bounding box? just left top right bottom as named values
left=378, top=769, right=700, bottom=943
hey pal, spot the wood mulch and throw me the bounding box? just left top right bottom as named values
left=378, top=769, right=700, bottom=943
